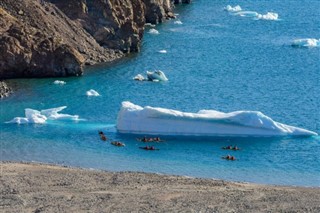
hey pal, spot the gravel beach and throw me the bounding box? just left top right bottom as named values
left=1, top=162, right=319, bottom=212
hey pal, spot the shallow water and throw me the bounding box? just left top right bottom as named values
left=1, top=0, right=319, bottom=186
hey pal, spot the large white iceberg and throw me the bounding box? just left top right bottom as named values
left=116, top=102, right=317, bottom=137
left=6, top=106, right=80, bottom=124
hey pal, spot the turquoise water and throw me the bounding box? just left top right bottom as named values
left=1, top=0, right=319, bottom=186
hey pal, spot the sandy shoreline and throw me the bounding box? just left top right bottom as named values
left=1, top=162, right=319, bottom=212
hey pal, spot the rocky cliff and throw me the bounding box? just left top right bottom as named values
left=0, top=0, right=191, bottom=80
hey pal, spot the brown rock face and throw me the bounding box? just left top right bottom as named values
left=0, top=0, right=121, bottom=78
left=0, top=0, right=191, bottom=79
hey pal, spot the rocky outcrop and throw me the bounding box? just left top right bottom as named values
left=0, top=0, right=122, bottom=78
left=0, top=81, right=12, bottom=98
left=0, top=0, right=191, bottom=79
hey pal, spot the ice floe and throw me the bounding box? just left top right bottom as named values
left=133, top=74, right=145, bottom=81
left=148, top=29, right=159, bottom=34
left=53, top=80, right=66, bottom=85
left=147, top=71, right=168, bottom=81
left=224, top=5, right=242, bottom=12
left=256, top=12, right=279, bottom=20
left=116, top=102, right=317, bottom=137
left=226, top=5, right=279, bottom=21
left=292, top=38, right=320, bottom=48
left=133, top=70, right=168, bottom=82
left=6, top=106, right=80, bottom=124
left=86, top=89, right=100, bottom=96
left=174, top=20, right=183, bottom=25
left=158, top=50, right=167, bottom=54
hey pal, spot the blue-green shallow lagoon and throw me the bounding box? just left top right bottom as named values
left=1, top=0, right=319, bottom=186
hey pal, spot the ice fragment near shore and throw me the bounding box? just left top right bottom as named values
left=6, top=107, right=80, bottom=124
left=116, top=102, right=317, bottom=137
left=53, top=80, right=66, bottom=85
left=148, top=29, right=159, bottom=34
left=86, top=89, right=100, bottom=96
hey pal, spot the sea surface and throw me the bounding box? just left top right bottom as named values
left=1, top=0, right=319, bottom=186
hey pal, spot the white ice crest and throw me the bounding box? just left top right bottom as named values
left=86, top=89, right=100, bottom=96
left=116, top=102, right=317, bottom=137
left=6, top=106, right=81, bottom=124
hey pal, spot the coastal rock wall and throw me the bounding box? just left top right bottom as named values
left=0, top=0, right=191, bottom=79
left=0, top=0, right=121, bottom=78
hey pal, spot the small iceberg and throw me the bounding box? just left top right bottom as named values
left=147, top=70, right=168, bottom=82
left=133, top=70, right=168, bottom=82
left=174, top=20, right=183, bottom=25
left=116, top=102, right=317, bottom=137
left=256, top=12, right=279, bottom=20
left=158, top=50, right=167, bottom=54
left=148, top=29, right=159, bottom=34
left=224, top=5, right=242, bottom=12
left=53, top=80, right=66, bottom=85
left=6, top=106, right=80, bottom=124
left=86, top=89, right=100, bottom=96
left=292, top=38, right=320, bottom=48
left=133, top=74, right=145, bottom=81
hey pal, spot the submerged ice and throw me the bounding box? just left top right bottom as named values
left=6, top=106, right=80, bottom=124
left=116, top=102, right=317, bottom=137
left=225, top=5, right=279, bottom=21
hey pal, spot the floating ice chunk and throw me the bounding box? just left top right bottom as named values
left=145, top=23, right=156, bottom=27
left=116, top=102, right=317, bottom=137
left=148, top=29, right=159, bottom=34
left=174, top=20, right=183, bottom=25
left=158, top=50, right=167, bottom=53
left=256, top=12, right=279, bottom=20
left=133, top=74, right=145, bottom=81
left=224, top=5, right=242, bottom=12
left=5, top=106, right=80, bottom=124
left=292, top=38, right=320, bottom=48
left=86, top=89, right=100, bottom=97
left=41, top=106, right=80, bottom=121
left=53, top=80, right=66, bottom=85
left=147, top=70, right=168, bottom=81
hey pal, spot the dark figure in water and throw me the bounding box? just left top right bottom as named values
left=111, top=141, right=125, bottom=147
left=222, top=145, right=240, bottom=151
left=222, top=155, right=236, bottom=161
left=98, top=131, right=107, bottom=141
left=139, top=146, right=159, bottom=151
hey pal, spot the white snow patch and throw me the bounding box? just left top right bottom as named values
left=116, top=102, right=317, bottom=137
left=86, top=89, right=100, bottom=96
left=6, top=106, right=81, bottom=124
